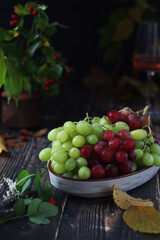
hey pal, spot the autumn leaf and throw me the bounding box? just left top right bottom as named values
left=0, top=136, right=8, bottom=153
left=123, top=206, right=160, bottom=234
left=113, top=17, right=134, bottom=42
left=5, top=139, right=21, bottom=148
left=112, top=185, right=154, bottom=210
left=19, top=128, right=48, bottom=137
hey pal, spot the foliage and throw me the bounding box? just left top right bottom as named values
left=0, top=1, right=72, bottom=104
left=0, top=169, right=58, bottom=225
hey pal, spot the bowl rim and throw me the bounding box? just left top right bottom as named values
left=48, top=160, right=156, bottom=182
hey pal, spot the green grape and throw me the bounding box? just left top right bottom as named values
left=39, top=147, right=52, bottom=162
left=72, top=135, right=86, bottom=148
left=52, top=140, right=61, bottom=148
left=62, top=172, right=73, bottom=178
left=78, top=166, right=91, bottom=179
left=92, top=123, right=103, bottom=139
left=69, top=130, right=79, bottom=139
left=51, top=146, right=66, bottom=155
left=91, top=117, right=100, bottom=124
left=62, top=141, right=73, bottom=151
left=131, top=162, right=137, bottom=172
left=51, top=160, right=56, bottom=169
left=48, top=128, right=60, bottom=141
left=54, top=163, right=65, bottom=174
left=76, top=157, right=88, bottom=168
left=76, top=121, right=93, bottom=135
left=99, top=116, right=109, bottom=125
left=130, top=129, right=147, bottom=140
left=135, top=140, right=144, bottom=149
left=102, top=124, right=113, bottom=131
left=69, top=147, right=80, bottom=159
left=144, top=146, right=150, bottom=153
left=57, top=130, right=69, bottom=142
left=145, top=136, right=154, bottom=145
left=86, top=134, right=98, bottom=145
left=65, top=158, right=77, bottom=171
left=134, top=149, right=143, bottom=161
left=73, top=174, right=80, bottom=179
left=64, top=121, right=76, bottom=133
left=150, top=143, right=160, bottom=156
left=114, top=121, right=129, bottom=131
left=152, top=154, right=160, bottom=167
left=142, top=152, right=154, bottom=166
left=53, top=151, right=67, bottom=163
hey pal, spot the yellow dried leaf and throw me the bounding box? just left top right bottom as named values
left=123, top=206, right=160, bottom=234
left=43, top=41, right=50, bottom=47
left=112, top=185, right=154, bottom=210
left=19, top=128, right=48, bottom=137
left=13, top=31, right=19, bottom=38
left=0, top=136, right=8, bottom=153
left=113, top=17, right=134, bottom=42
left=128, top=7, right=143, bottom=22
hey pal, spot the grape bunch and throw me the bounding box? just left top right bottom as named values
left=39, top=107, right=160, bottom=180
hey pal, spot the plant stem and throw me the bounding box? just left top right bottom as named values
left=0, top=214, right=28, bottom=224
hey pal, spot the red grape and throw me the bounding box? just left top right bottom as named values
left=107, top=109, right=120, bottom=123
left=93, top=141, right=108, bottom=155
left=116, top=130, right=132, bottom=141
left=103, top=130, right=115, bottom=142
left=118, top=161, right=132, bottom=174
left=116, top=150, right=128, bottom=163
left=108, top=138, right=121, bottom=151
left=88, top=156, right=101, bottom=168
left=119, top=109, right=132, bottom=122
left=122, top=138, right=136, bottom=152
left=140, top=115, right=151, bottom=128
left=105, top=163, right=119, bottom=177
left=91, top=165, right=106, bottom=179
left=80, top=145, right=93, bottom=158
left=127, top=114, right=141, bottom=130
left=128, top=150, right=136, bottom=161
left=100, top=148, right=115, bottom=163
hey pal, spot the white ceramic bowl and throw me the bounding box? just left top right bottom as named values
left=48, top=161, right=159, bottom=198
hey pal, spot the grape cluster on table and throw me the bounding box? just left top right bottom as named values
left=39, top=108, right=160, bottom=180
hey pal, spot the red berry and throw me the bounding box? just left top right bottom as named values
left=48, top=199, right=56, bottom=205
left=48, top=78, right=56, bottom=84
left=32, top=10, right=39, bottom=16
left=116, top=150, right=128, bottom=163
left=127, top=114, right=141, bottom=130
left=105, top=163, right=119, bottom=177
left=118, top=161, right=132, bottom=175
left=45, top=86, right=50, bottom=91
left=107, top=109, right=120, bottom=123
left=116, top=130, right=132, bottom=141
left=103, top=130, right=115, bottom=142
left=11, top=14, right=18, bottom=20
left=91, top=165, right=106, bottom=179
left=70, top=67, right=74, bottom=73
left=21, top=135, right=27, bottom=141
left=45, top=80, right=50, bottom=85
left=10, top=21, right=15, bottom=26
left=93, top=141, right=108, bottom=155
left=100, top=148, right=115, bottom=163
left=108, top=138, right=121, bottom=151
left=28, top=6, right=34, bottom=13
left=56, top=54, right=61, bottom=59
left=53, top=56, right=57, bottom=60
left=80, top=145, right=93, bottom=158
left=13, top=19, right=20, bottom=25
left=122, top=138, right=136, bottom=152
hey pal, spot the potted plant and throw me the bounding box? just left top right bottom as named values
left=0, top=1, right=73, bottom=128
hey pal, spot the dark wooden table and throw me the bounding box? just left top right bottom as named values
left=1, top=86, right=160, bottom=240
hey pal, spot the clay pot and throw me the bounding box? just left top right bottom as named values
left=1, top=91, right=42, bottom=128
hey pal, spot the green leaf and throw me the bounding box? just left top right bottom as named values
left=27, top=42, right=42, bottom=57
left=29, top=214, right=50, bottom=224
left=21, top=178, right=31, bottom=195
left=24, top=198, right=32, bottom=205
left=37, top=64, right=50, bottom=77
left=44, top=25, right=57, bottom=37
left=14, top=199, right=25, bottom=216
left=39, top=202, right=58, bottom=217
left=23, top=76, right=31, bottom=95
left=38, top=188, right=53, bottom=201
left=16, top=174, right=35, bottom=186
left=0, top=48, right=6, bottom=87
left=52, top=65, right=63, bottom=80
left=14, top=4, right=25, bottom=15
left=35, top=11, right=49, bottom=30
left=5, top=59, right=23, bottom=103
left=103, top=43, right=123, bottom=62
left=17, top=170, right=29, bottom=183
left=41, top=46, right=54, bottom=55
left=35, top=170, right=41, bottom=193
left=28, top=198, right=42, bottom=216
